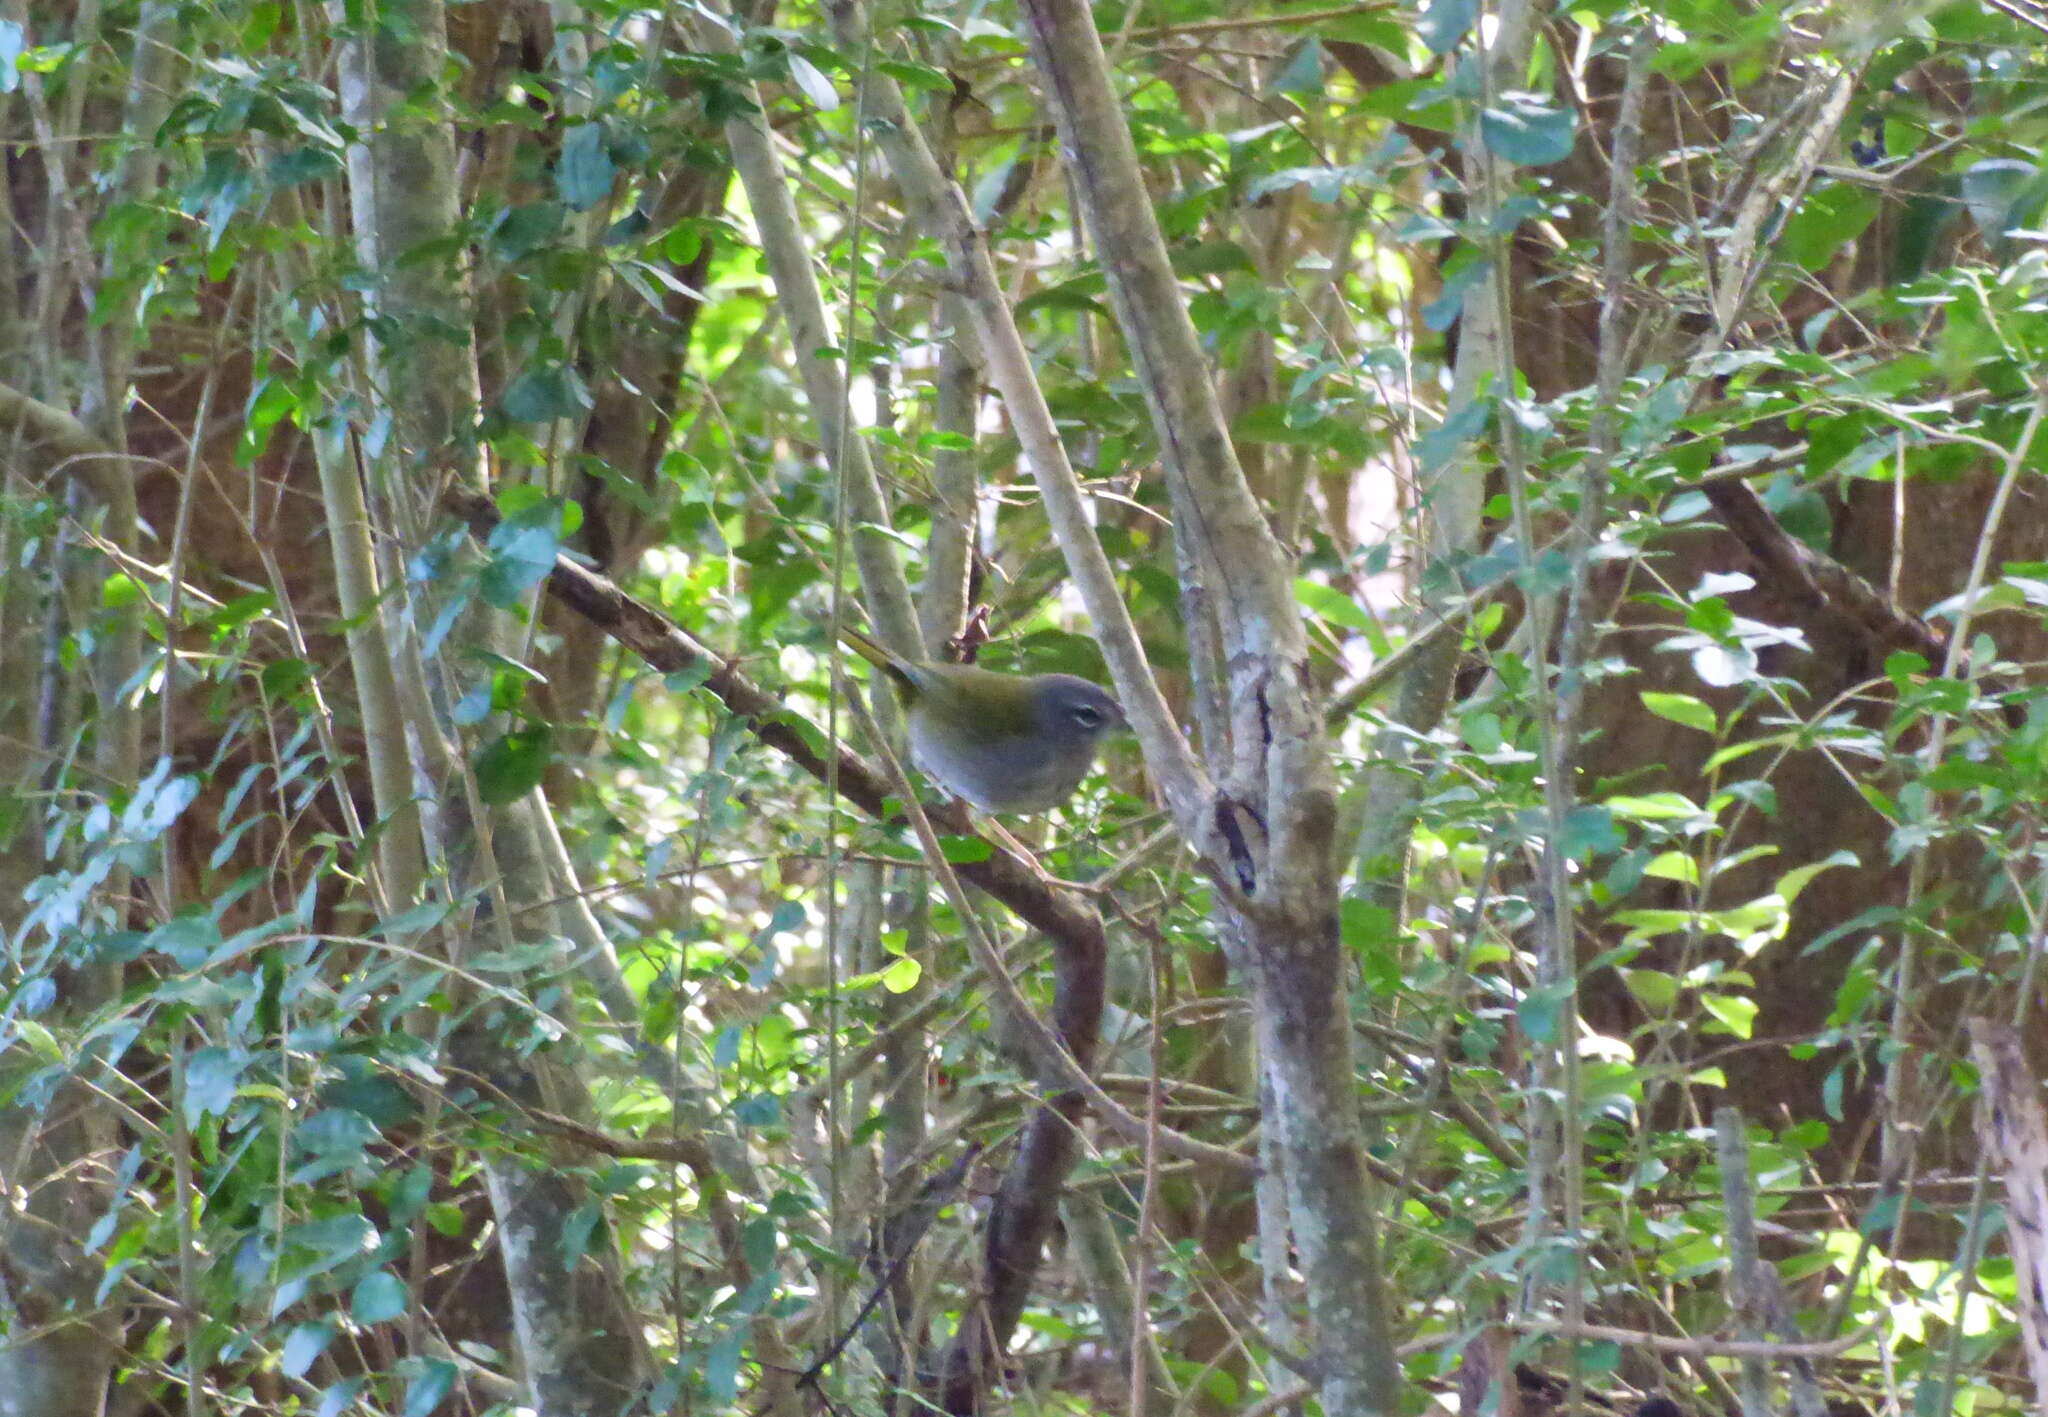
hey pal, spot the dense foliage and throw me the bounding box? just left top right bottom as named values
left=4, top=0, right=2048, bottom=1415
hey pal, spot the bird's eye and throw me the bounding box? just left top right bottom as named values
left=1068, top=705, right=1103, bottom=730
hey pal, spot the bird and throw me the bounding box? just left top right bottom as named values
left=836, top=624, right=1126, bottom=814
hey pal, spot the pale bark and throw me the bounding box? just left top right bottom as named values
left=820, top=0, right=1214, bottom=835
left=329, top=0, right=653, bottom=1409
left=809, top=0, right=1400, bottom=1408
left=685, top=4, right=920, bottom=654
left=918, top=312, right=981, bottom=655
left=0, top=4, right=177, bottom=1407
left=0, top=1084, right=122, bottom=1417
left=1967, top=1019, right=2048, bottom=1409
left=1014, top=3, right=1395, bottom=1412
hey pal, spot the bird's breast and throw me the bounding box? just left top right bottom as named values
left=907, top=713, right=1086, bottom=813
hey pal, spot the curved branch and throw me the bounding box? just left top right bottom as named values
left=448, top=489, right=1108, bottom=948
left=444, top=491, right=1258, bottom=1414
left=0, top=380, right=138, bottom=504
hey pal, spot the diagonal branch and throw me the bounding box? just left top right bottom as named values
left=442, top=490, right=1256, bottom=1182
left=444, top=490, right=1098, bottom=943
left=0, top=380, right=140, bottom=505
left=443, top=487, right=1261, bottom=1416
left=1702, top=479, right=1948, bottom=667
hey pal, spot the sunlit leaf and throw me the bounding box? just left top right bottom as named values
left=1640, top=691, right=1717, bottom=734
left=785, top=51, right=839, bottom=110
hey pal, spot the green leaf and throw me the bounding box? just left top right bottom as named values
left=733, top=1093, right=779, bottom=1128
left=282, top=1321, right=336, bottom=1379
left=1702, top=736, right=1782, bottom=773
left=1700, top=993, right=1758, bottom=1039
left=1620, top=969, right=1678, bottom=1012
left=879, top=955, right=921, bottom=993
left=1170, top=239, right=1256, bottom=277
left=325, top=1075, right=419, bottom=1129
left=259, top=655, right=315, bottom=700
left=481, top=498, right=569, bottom=608
left=1294, top=578, right=1380, bottom=636
left=1774, top=849, right=1857, bottom=905
left=317, top=1379, right=366, bottom=1417
left=1420, top=256, right=1490, bottom=334
left=1517, top=980, right=1572, bottom=1044
left=123, top=758, right=201, bottom=840
left=1760, top=473, right=1832, bottom=551
left=1266, top=37, right=1324, bottom=95
left=970, top=155, right=1017, bottom=225
left=1459, top=710, right=1504, bottom=753
left=474, top=726, right=552, bottom=805
left=1776, top=183, right=1880, bottom=270
left=1643, top=851, right=1699, bottom=885
left=372, top=900, right=453, bottom=939
left=149, top=914, right=222, bottom=968
left=1236, top=403, right=1364, bottom=455
left=268, top=144, right=342, bottom=187
left=1015, top=273, right=1111, bottom=318
left=101, top=571, right=145, bottom=609
left=351, top=1270, right=408, bottom=1324
left=1341, top=898, right=1402, bottom=992
left=1639, top=691, right=1717, bottom=734
left=1340, top=898, right=1396, bottom=951
left=1558, top=804, right=1621, bottom=860
left=1961, top=158, right=2043, bottom=244
left=1610, top=908, right=1695, bottom=941
left=556, top=121, right=615, bottom=211
left=199, top=591, right=277, bottom=638
left=1516, top=548, right=1574, bottom=596
left=403, top=1359, right=457, bottom=1417
left=560, top=1201, right=600, bottom=1265
left=1604, top=791, right=1702, bottom=821
left=939, top=835, right=992, bottom=863
left=1418, top=0, right=1476, bottom=52
left=1578, top=1340, right=1622, bottom=1376
left=665, top=661, right=713, bottom=694
left=184, top=1046, right=248, bottom=1126
left=704, top=1329, right=746, bottom=1403
left=501, top=364, right=591, bottom=424
left=491, top=202, right=566, bottom=261
left=876, top=59, right=950, bottom=92
left=1480, top=93, right=1576, bottom=167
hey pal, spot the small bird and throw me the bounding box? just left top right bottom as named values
left=837, top=625, right=1126, bottom=814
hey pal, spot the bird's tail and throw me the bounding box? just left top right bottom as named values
left=837, top=624, right=914, bottom=690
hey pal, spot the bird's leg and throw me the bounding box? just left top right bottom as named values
left=972, top=811, right=1041, bottom=870
left=965, top=809, right=1115, bottom=893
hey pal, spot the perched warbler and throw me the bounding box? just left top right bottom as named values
left=837, top=625, right=1126, bottom=814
